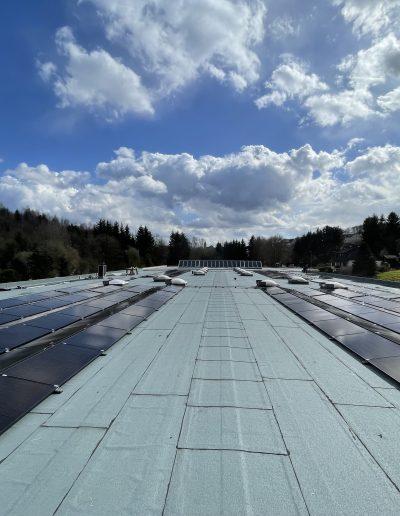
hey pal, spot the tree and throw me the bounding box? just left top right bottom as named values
left=247, top=236, right=257, bottom=260
left=385, top=212, right=400, bottom=254
left=352, top=243, right=376, bottom=277
left=362, top=215, right=383, bottom=257
left=136, top=226, right=155, bottom=265
left=168, top=231, right=190, bottom=265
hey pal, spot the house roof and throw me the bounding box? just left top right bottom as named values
left=1, top=269, right=400, bottom=514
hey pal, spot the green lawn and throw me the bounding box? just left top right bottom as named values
left=377, top=270, right=400, bottom=282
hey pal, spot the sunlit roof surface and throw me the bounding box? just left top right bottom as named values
left=1, top=269, right=400, bottom=515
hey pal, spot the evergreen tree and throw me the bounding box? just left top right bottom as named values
left=385, top=212, right=400, bottom=254
left=352, top=243, right=376, bottom=277
left=136, top=226, right=155, bottom=265
left=168, top=231, right=190, bottom=265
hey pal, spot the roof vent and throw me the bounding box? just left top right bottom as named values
left=288, top=276, right=309, bottom=284
left=109, top=278, right=127, bottom=286
left=153, top=274, right=171, bottom=282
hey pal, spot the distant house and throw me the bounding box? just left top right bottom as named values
left=334, top=245, right=359, bottom=273
left=382, top=255, right=400, bottom=268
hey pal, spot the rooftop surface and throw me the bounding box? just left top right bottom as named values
left=1, top=269, right=400, bottom=514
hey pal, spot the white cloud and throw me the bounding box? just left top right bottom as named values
left=341, top=33, right=400, bottom=90
left=40, top=26, right=154, bottom=118
left=332, top=0, right=400, bottom=37
left=4, top=141, right=399, bottom=239
left=255, top=58, right=328, bottom=108
left=40, top=0, right=267, bottom=119
left=304, top=88, right=375, bottom=126
left=85, top=0, right=266, bottom=95
left=257, top=33, right=400, bottom=126
left=377, top=86, right=400, bottom=112
left=268, top=17, right=299, bottom=40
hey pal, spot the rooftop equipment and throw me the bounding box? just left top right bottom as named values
left=288, top=276, right=309, bottom=284
left=153, top=274, right=171, bottom=282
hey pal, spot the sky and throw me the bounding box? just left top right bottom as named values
left=0, top=0, right=399, bottom=243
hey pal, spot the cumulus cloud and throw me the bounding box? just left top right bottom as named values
left=257, top=32, right=400, bottom=126
left=332, top=0, right=400, bottom=37
left=304, top=89, right=375, bottom=126
left=340, top=33, right=400, bottom=90
left=39, top=27, right=154, bottom=118
left=255, top=58, right=328, bottom=109
left=40, top=0, right=266, bottom=119
left=1, top=141, right=398, bottom=239
left=85, top=0, right=266, bottom=94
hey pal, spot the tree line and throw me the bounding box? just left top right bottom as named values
left=0, top=205, right=399, bottom=281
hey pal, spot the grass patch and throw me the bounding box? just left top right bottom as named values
left=377, top=270, right=400, bottom=282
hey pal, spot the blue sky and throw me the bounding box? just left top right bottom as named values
left=0, top=0, right=399, bottom=242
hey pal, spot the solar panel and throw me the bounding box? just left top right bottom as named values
left=126, top=285, right=153, bottom=294
left=0, top=324, right=51, bottom=352
left=369, top=356, right=400, bottom=384
left=274, top=294, right=302, bottom=302
left=4, top=304, right=48, bottom=318
left=334, top=289, right=361, bottom=299
left=60, top=304, right=102, bottom=319
left=64, top=325, right=126, bottom=351
left=322, top=299, right=354, bottom=309
left=120, top=305, right=156, bottom=318
left=163, top=286, right=182, bottom=293
left=313, top=318, right=367, bottom=337
left=285, top=301, right=319, bottom=313
left=78, top=291, right=102, bottom=299
left=344, top=305, right=376, bottom=316
left=90, top=285, right=121, bottom=294
left=104, top=292, right=134, bottom=303
left=36, top=298, right=71, bottom=310
left=361, top=312, right=400, bottom=327
left=0, top=375, right=54, bottom=433
left=4, top=343, right=100, bottom=386
left=300, top=310, right=338, bottom=322
left=385, top=323, right=400, bottom=334
left=0, top=414, right=14, bottom=435
left=19, top=292, right=52, bottom=303
left=315, top=294, right=339, bottom=304
left=266, top=287, right=286, bottom=295
left=60, top=294, right=89, bottom=303
left=135, top=294, right=166, bottom=309
left=30, top=313, right=80, bottom=331
left=0, top=313, right=21, bottom=325
left=98, top=313, right=144, bottom=331
left=87, top=299, right=118, bottom=309
left=0, top=297, right=30, bottom=309
left=336, top=333, right=400, bottom=360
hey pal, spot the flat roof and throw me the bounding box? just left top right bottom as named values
left=1, top=269, right=400, bottom=514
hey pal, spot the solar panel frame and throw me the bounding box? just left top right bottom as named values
left=60, top=304, right=102, bottom=319
left=3, top=343, right=100, bottom=386
left=312, top=317, right=368, bottom=338
left=0, top=375, right=54, bottom=420
left=0, top=324, right=51, bottom=352
left=336, top=333, right=400, bottom=360
left=0, top=313, right=22, bottom=325
left=64, top=325, right=127, bottom=351
left=29, top=313, right=80, bottom=331
left=4, top=304, right=48, bottom=318
left=120, top=305, right=156, bottom=318
left=360, top=312, right=400, bottom=327
left=369, top=356, right=400, bottom=384
left=97, top=313, right=144, bottom=331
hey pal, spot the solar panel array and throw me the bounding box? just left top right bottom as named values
left=178, top=260, right=262, bottom=269
left=267, top=288, right=400, bottom=385
left=0, top=284, right=183, bottom=436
